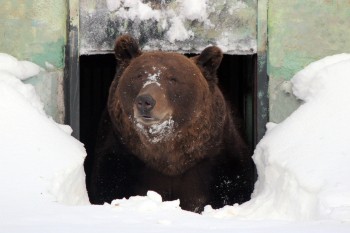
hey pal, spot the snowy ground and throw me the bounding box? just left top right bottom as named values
left=0, top=53, right=350, bottom=232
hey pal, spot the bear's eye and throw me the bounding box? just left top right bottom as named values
left=169, top=77, right=177, bottom=84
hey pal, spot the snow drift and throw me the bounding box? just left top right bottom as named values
left=205, top=54, right=350, bottom=221
left=0, top=53, right=42, bottom=80
left=0, top=53, right=89, bottom=208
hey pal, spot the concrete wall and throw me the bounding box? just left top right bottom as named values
left=2, top=0, right=349, bottom=129
left=267, top=0, right=350, bottom=123
left=0, top=0, right=67, bottom=123
left=80, top=0, right=257, bottom=55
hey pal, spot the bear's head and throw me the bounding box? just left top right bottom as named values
left=108, top=35, right=227, bottom=176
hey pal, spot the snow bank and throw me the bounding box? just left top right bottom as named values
left=204, top=54, right=350, bottom=221
left=111, top=191, right=181, bottom=213
left=0, top=54, right=89, bottom=207
left=0, top=53, right=42, bottom=80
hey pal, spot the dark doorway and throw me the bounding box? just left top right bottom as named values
left=80, top=53, right=257, bottom=190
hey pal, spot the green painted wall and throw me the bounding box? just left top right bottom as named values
left=267, top=0, right=350, bottom=123
left=2, top=0, right=349, bottom=128
left=0, top=0, right=67, bottom=123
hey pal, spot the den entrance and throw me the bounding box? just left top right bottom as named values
left=80, top=53, right=257, bottom=197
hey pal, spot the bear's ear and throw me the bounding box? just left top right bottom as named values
left=114, top=35, right=141, bottom=63
left=193, top=46, right=223, bottom=84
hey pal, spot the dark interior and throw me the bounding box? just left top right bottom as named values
left=80, top=53, right=257, bottom=191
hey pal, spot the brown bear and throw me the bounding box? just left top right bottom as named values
left=88, top=35, right=255, bottom=213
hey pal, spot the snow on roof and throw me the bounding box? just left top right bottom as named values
left=80, top=0, right=257, bottom=55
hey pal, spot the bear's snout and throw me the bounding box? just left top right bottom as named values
left=135, top=94, right=156, bottom=115
left=133, top=84, right=173, bottom=126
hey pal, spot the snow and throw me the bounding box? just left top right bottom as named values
left=105, top=0, right=120, bottom=12
left=142, top=69, right=161, bottom=88
left=165, top=15, right=193, bottom=43
left=111, top=191, right=180, bottom=212
left=108, top=0, right=201, bottom=43
left=1, top=53, right=350, bottom=232
left=0, top=56, right=88, bottom=207
left=80, top=0, right=256, bottom=54
left=203, top=53, right=350, bottom=222
left=178, top=0, right=208, bottom=22
left=136, top=117, right=175, bottom=143
left=0, top=53, right=42, bottom=80
left=137, top=68, right=175, bottom=143
left=108, top=0, right=209, bottom=23
left=113, top=0, right=161, bottom=21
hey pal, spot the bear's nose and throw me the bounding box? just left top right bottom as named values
left=136, top=94, right=156, bottom=114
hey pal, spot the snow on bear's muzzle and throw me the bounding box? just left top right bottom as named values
left=133, top=82, right=173, bottom=127
left=133, top=82, right=175, bottom=143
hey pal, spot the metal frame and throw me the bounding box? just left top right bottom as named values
left=255, top=0, right=269, bottom=144
left=65, top=0, right=80, bottom=139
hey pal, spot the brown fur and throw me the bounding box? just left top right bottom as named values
left=108, top=49, right=227, bottom=176
left=88, top=35, right=255, bottom=212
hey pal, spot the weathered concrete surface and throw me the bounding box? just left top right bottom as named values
left=256, top=0, right=269, bottom=142
left=80, top=0, right=257, bottom=55
left=0, top=0, right=67, bottom=123
left=268, top=0, right=350, bottom=123
left=25, top=70, right=65, bottom=123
